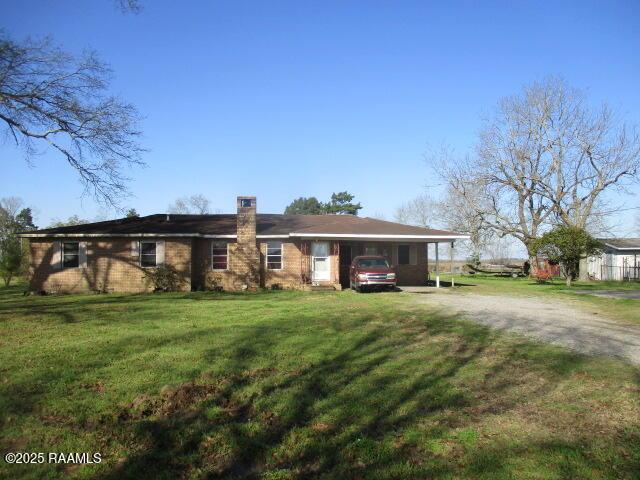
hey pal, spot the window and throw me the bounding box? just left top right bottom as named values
left=398, top=245, right=410, bottom=265
left=240, top=198, right=253, bottom=207
left=364, top=244, right=377, bottom=255
left=266, top=241, right=282, bottom=270
left=212, top=241, right=228, bottom=270
left=62, top=242, right=79, bottom=268
left=140, top=241, right=157, bottom=267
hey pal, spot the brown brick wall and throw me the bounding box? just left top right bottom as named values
left=395, top=243, right=428, bottom=285
left=28, top=237, right=430, bottom=293
left=193, top=238, right=269, bottom=291
left=261, top=240, right=340, bottom=288
left=192, top=238, right=341, bottom=290
left=260, top=239, right=305, bottom=289
left=28, top=238, right=192, bottom=293
left=194, top=238, right=307, bottom=290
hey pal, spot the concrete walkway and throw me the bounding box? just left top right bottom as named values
left=406, top=289, right=640, bottom=365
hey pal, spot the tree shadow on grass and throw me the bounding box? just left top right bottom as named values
left=0, top=289, right=307, bottom=326
left=89, top=305, right=639, bottom=480
left=3, top=287, right=639, bottom=479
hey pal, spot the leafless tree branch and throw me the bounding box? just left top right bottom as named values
left=115, top=0, right=142, bottom=14
left=432, top=77, right=640, bottom=258
left=167, top=194, right=214, bottom=215
left=393, top=193, right=436, bottom=228
left=0, top=34, right=145, bottom=206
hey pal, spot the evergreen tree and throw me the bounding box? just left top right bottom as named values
left=284, top=197, right=324, bottom=215
left=284, top=192, right=362, bottom=215
left=323, top=191, right=362, bottom=215
left=531, top=226, right=603, bottom=287
left=0, top=237, right=23, bottom=286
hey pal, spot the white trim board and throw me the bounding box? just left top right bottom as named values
left=20, top=232, right=468, bottom=241
left=20, top=233, right=238, bottom=238
left=603, top=243, right=640, bottom=251
left=288, top=233, right=470, bottom=241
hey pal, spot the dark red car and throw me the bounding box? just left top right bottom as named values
left=349, top=255, right=396, bottom=292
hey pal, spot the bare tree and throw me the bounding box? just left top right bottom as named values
left=485, top=237, right=513, bottom=264
left=167, top=197, right=190, bottom=214
left=434, top=183, right=495, bottom=258
left=0, top=197, right=24, bottom=242
left=434, top=77, right=640, bottom=261
left=392, top=204, right=411, bottom=225
left=0, top=197, right=23, bottom=220
left=393, top=194, right=435, bottom=228
left=189, top=194, right=211, bottom=215
left=115, top=0, right=142, bottom=14
left=370, top=212, right=387, bottom=220
left=48, top=215, right=90, bottom=228
left=0, top=34, right=144, bottom=205
left=168, top=194, right=213, bottom=215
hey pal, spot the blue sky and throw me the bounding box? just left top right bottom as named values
left=3, top=0, right=640, bottom=234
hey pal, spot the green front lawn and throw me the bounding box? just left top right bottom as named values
left=441, top=274, right=640, bottom=325
left=1, top=283, right=640, bottom=479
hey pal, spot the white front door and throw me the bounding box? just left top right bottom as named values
left=311, top=241, right=331, bottom=282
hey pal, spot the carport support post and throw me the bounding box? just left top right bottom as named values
left=435, top=242, right=440, bottom=288
left=450, top=241, right=455, bottom=287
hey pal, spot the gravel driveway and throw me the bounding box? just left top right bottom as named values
left=407, top=290, right=640, bottom=365
left=573, top=290, right=640, bottom=300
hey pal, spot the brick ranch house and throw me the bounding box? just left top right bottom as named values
left=20, top=196, right=468, bottom=293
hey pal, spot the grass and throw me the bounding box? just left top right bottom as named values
left=1, top=281, right=640, bottom=479
left=439, top=274, right=640, bottom=325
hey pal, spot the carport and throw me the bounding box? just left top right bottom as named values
left=286, top=217, right=468, bottom=289
left=329, top=233, right=468, bottom=289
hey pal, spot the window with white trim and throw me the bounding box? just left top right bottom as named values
left=211, top=241, right=228, bottom=270
left=266, top=241, right=283, bottom=270
left=140, top=241, right=157, bottom=267
left=62, top=242, right=79, bottom=268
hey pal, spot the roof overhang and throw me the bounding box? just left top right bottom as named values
left=19, top=233, right=238, bottom=238
left=19, top=232, right=470, bottom=242
left=288, top=233, right=470, bottom=242
left=603, top=242, right=640, bottom=251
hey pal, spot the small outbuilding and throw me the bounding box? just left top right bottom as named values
left=587, top=238, right=640, bottom=281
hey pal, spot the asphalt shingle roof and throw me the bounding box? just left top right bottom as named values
left=599, top=238, right=640, bottom=250
left=23, top=214, right=464, bottom=238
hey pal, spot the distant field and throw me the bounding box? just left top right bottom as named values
left=1, top=282, right=640, bottom=479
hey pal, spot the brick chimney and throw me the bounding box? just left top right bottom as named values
left=236, top=196, right=259, bottom=288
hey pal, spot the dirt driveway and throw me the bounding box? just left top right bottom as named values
left=406, top=290, right=640, bottom=365
left=573, top=290, right=640, bottom=300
